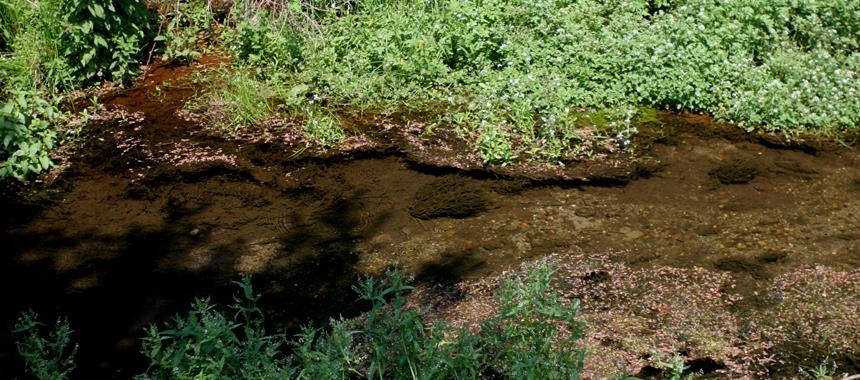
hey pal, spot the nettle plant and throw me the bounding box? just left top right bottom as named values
left=62, top=0, right=150, bottom=84
left=0, top=90, right=61, bottom=180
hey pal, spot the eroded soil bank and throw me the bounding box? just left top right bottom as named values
left=1, top=61, right=858, bottom=378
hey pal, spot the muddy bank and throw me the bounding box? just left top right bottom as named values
left=1, top=60, right=859, bottom=378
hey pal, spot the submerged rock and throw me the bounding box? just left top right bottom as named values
left=409, top=176, right=489, bottom=219
left=709, top=159, right=759, bottom=184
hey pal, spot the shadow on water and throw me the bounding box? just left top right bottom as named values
left=254, top=194, right=395, bottom=332
left=415, top=248, right=487, bottom=285
left=0, top=181, right=391, bottom=379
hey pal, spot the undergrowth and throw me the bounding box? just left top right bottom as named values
left=3, top=0, right=859, bottom=174
left=0, top=0, right=151, bottom=180
left=18, top=261, right=587, bottom=379
left=208, top=0, right=859, bottom=163
left=13, top=311, right=78, bottom=380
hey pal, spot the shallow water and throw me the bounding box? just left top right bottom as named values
left=1, top=63, right=858, bottom=378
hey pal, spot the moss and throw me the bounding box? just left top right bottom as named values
left=714, top=255, right=766, bottom=279
left=409, top=176, right=489, bottom=219
left=756, top=251, right=787, bottom=264
left=708, top=159, right=759, bottom=184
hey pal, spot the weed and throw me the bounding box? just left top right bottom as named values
left=18, top=261, right=587, bottom=379
left=477, top=124, right=514, bottom=164
left=0, top=0, right=72, bottom=92
left=137, top=275, right=290, bottom=379
left=13, top=311, right=78, bottom=380
left=158, top=0, right=215, bottom=64
left=656, top=353, right=691, bottom=380
left=209, top=69, right=275, bottom=130
left=350, top=268, right=485, bottom=379
left=303, top=108, right=344, bottom=148
left=798, top=357, right=838, bottom=379
left=0, top=0, right=151, bottom=180
left=0, top=89, right=61, bottom=179
left=482, top=259, right=586, bottom=378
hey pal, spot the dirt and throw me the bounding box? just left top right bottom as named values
left=1, top=59, right=859, bottom=378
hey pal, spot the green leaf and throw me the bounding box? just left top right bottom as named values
left=94, top=34, right=108, bottom=48
left=288, top=84, right=310, bottom=99
left=82, top=20, right=93, bottom=34
left=39, top=155, right=52, bottom=169
left=88, top=3, right=105, bottom=19
left=81, top=49, right=96, bottom=66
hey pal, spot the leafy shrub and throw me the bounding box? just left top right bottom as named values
left=0, top=89, right=60, bottom=179
left=61, top=0, right=151, bottom=84
left=13, top=311, right=78, bottom=380
left=137, top=276, right=291, bottom=380
left=137, top=262, right=584, bottom=379
left=481, top=260, right=586, bottom=378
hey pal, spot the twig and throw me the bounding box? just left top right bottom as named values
left=144, top=7, right=168, bottom=73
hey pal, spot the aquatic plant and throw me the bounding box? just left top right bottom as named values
left=753, top=266, right=860, bottom=374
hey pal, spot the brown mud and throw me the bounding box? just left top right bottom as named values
left=1, top=59, right=859, bottom=378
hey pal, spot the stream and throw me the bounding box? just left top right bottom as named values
left=1, top=61, right=858, bottom=378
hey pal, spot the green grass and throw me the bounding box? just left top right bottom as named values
left=214, top=0, right=860, bottom=163
left=302, top=108, right=345, bottom=148
left=207, top=69, right=276, bottom=129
